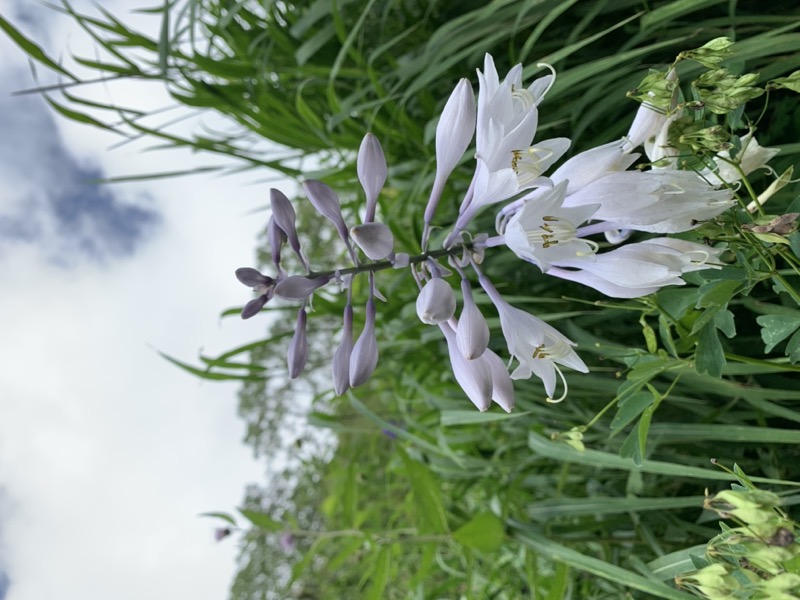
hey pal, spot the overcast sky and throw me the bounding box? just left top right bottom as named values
left=0, top=1, right=286, bottom=598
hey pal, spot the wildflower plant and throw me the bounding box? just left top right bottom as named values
left=230, top=39, right=798, bottom=411
left=235, top=38, right=799, bottom=411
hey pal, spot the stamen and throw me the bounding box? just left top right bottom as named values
left=545, top=364, right=569, bottom=403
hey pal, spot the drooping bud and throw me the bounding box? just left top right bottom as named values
left=274, top=275, right=331, bottom=300
left=268, top=215, right=286, bottom=273
left=357, top=133, right=387, bottom=223
left=270, top=189, right=308, bottom=271
left=350, top=298, right=378, bottom=387
left=332, top=303, right=354, bottom=396
left=456, top=279, right=489, bottom=359
left=351, top=222, right=394, bottom=260
left=483, top=349, right=515, bottom=412
left=302, top=180, right=354, bottom=260
left=287, top=307, right=308, bottom=379
left=241, top=294, right=269, bottom=319
left=440, top=323, right=492, bottom=411
left=416, top=277, right=456, bottom=325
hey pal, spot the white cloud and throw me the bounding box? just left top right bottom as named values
left=0, top=1, right=297, bottom=598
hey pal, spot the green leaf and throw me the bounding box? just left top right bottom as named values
left=238, top=509, right=282, bottom=532
left=787, top=329, right=800, bottom=363
left=453, top=513, right=505, bottom=552
left=440, top=410, right=531, bottom=426
left=396, top=447, right=448, bottom=534
left=611, top=390, right=656, bottom=434
left=0, top=14, right=75, bottom=78
left=511, top=526, right=696, bottom=600
left=647, top=545, right=708, bottom=580
left=364, top=546, right=392, bottom=600
left=199, top=511, right=237, bottom=526
left=695, top=322, right=725, bottom=377
left=756, top=315, right=800, bottom=352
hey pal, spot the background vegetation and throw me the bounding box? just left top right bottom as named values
left=4, top=0, right=800, bottom=597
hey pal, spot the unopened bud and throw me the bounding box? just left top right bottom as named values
left=357, top=133, right=387, bottom=223
left=350, top=299, right=379, bottom=387
left=416, top=278, right=456, bottom=325
left=287, top=308, right=308, bottom=379
left=456, top=279, right=489, bottom=359
left=332, top=304, right=354, bottom=396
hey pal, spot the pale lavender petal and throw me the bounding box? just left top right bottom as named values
left=332, top=304, right=354, bottom=396
left=351, top=222, right=394, bottom=260
left=274, top=275, right=331, bottom=300
left=456, top=279, right=489, bottom=359
left=350, top=299, right=379, bottom=387
left=357, top=133, right=387, bottom=223
left=483, top=348, right=515, bottom=412
left=235, top=267, right=272, bottom=288
left=303, top=180, right=351, bottom=247
left=440, top=322, right=492, bottom=412
left=241, top=295, right=268, bottom=319
left=270, top=189, right=308, bottom=271
left=287, top=307, right=308, bottom=379
left=268, top=215, right=286, bottom=273
left=416, top=277, right=456, bottom=325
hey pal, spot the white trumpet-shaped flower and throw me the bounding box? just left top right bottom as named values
left=479, top=275, right=587, bottom=401
left=548, top=238, right=724, bottom=298
left=500, top=180, right=599, bottom=271
left=563, top=169, right=735, bottom=234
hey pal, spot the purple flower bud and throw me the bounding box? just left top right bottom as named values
left=350, top=299, right=378, bottom=387
left=270, top=189, right=308, bottom=271
left=274, top=275, right=331, bottom=300
left=416, top=277, right=456, bottom=325
left=241, top=294, right=269, bottom=319
left=456, top=279, right=489, bottom=359
left=288, top=307, right=308, bottom=379
left=303, top=180, right=353, bottom=258
left=235, top=267, right=273, bottom=289
left=332, top=304, right=354, bottom=396
left=357, top=133, right=387, bottom=223
left=350, top=223, right=394, bottom=260
left=268, top=215, right=286, bottom=273
left=214, top=527, right=232, bottom=542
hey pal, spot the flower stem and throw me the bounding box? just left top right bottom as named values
left=307, top=244, right=470, bottom=279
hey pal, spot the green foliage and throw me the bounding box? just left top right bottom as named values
left=6, top=0, right=800, bottom=598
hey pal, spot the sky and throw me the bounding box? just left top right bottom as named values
left=0, top=1, right=286, bottom=598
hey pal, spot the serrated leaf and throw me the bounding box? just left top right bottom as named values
left=756, top=315, right=800, bottom=352
left=786, top=329, right=800, bottom=363
left=714, top=309, right=736, bottom=338
left=453, top=512, right=505, bottom=552
left=695, top=323, right=725, bottom=377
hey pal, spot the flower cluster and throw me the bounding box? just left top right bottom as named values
left=235, top=52, right=766, bottom=411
